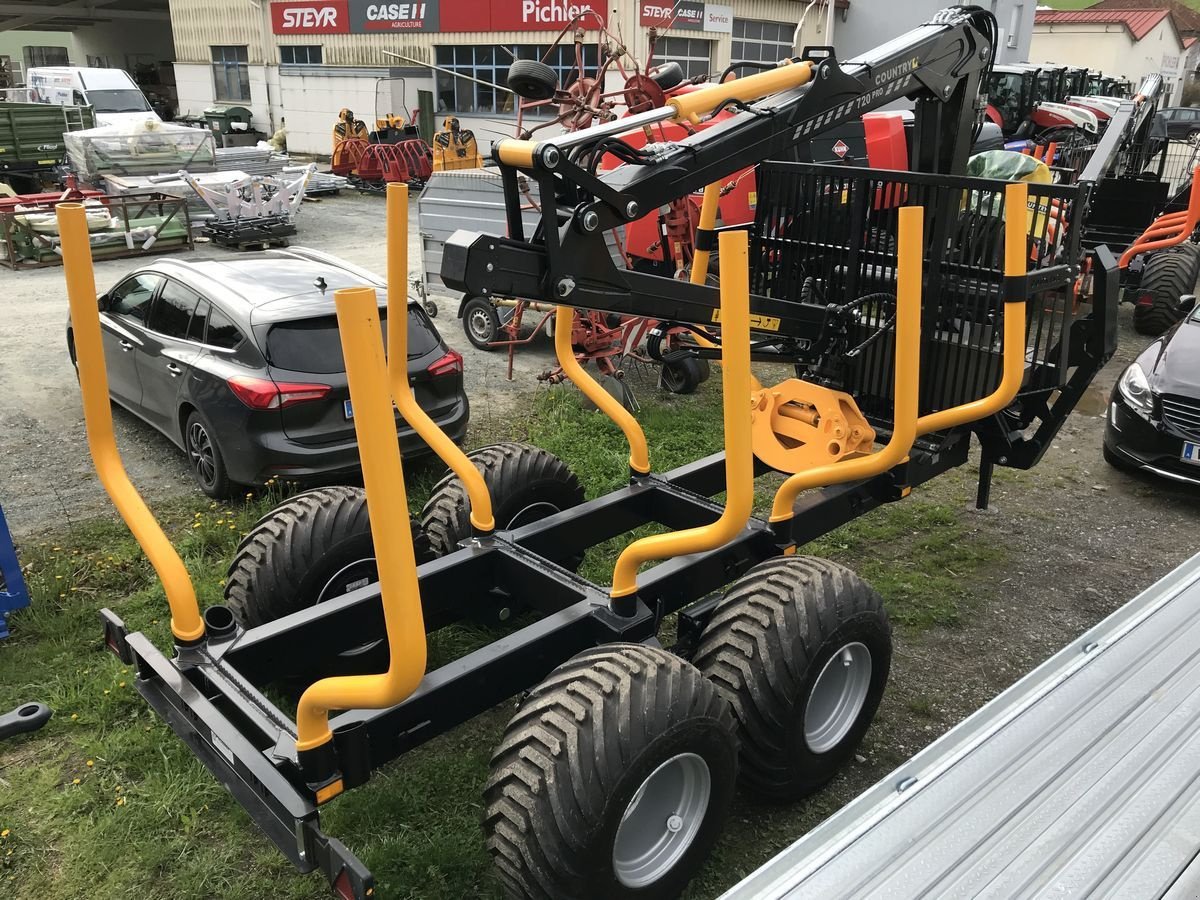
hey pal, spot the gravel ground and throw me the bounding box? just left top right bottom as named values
left=0, top=192, right=563, bottom=534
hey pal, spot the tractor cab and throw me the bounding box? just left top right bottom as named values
left=986, top=64, right=1035, bottom=134
left=1035, top=65, right=1068, bottom=104
left=986, top=63, right=1099, bottom=141
left=1063, top=67, right=1090, bottom=98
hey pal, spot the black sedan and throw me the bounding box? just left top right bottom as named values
left=1156, top=107, right=1200, bottom=142
left=1104, top=303, right=1200, bottom=485
left=66, top=248, right=469, bottom=498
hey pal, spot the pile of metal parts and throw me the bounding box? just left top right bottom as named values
left=154, top=163, right=317, bottom=249
left=214, top=146, right=347, bottom=195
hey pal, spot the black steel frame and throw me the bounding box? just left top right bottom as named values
left=101, top=442, right=968, bottom=898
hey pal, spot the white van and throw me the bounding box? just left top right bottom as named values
left=26, top=67, right=160, bottom=127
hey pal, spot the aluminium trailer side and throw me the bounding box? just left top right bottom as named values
left=722, top=551, right=1200, bottom=900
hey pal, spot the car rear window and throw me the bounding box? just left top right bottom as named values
left=263, top=307, right=441, bottom=374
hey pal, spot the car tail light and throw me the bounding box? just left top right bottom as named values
left=227, top=375, right=331, bottom=410
left=426, top=349, right=463, bottom=378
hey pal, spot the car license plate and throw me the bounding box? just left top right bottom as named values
left=344, top=400, right=353, bottom=420
left=1183, top=441, right=1200, bottom=466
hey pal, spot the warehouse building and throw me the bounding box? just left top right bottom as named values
left=154, top=0, right=1033, bottom=157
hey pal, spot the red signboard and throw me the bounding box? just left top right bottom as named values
left=272, top=0, right=603, bottom=33
left=441, top=0, right=605, bottom=32
left=271, top=0, right=350, bottom=34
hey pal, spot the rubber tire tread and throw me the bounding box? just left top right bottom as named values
left=1134, top=250, right=1193, bottom=335
left=660, top=357, right=704, bottom=395
left=507, top=59, right=559, bottom=101
left=419, top=442, right=583, bottom=557
left=482, top=643, right=738, bottom=899
left=186, top=410, right=233, bottom=500
left=224, top=485, right=431, bottom=627
left=693, top=555, right=891, bottom=801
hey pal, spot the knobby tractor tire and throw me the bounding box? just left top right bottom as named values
left=483, top=643, right=738, bottom=899
left=694, top=556, right=892, bottom=801
left=224, top=485, right=433, bottom=628
left=1134, top=248, right=1196, bottom=336
left=419, top=442, right=584, bottom=558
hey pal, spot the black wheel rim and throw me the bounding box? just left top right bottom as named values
left=317, top=558, right=384, bottom=657
left=315, top=559, right=379, bottom=604
left=187, top=421, right=216, bottom=486
left=468, top=307, right=495, bottom=342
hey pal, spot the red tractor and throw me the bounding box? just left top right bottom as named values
left=986, top=63, right=1099, bottom=149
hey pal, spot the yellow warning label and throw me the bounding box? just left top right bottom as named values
left=748, top=190, right=757, bottom=209
left=712, top=309, right=781, bottom=332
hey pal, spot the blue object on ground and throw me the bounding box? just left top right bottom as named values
left=0, top=505, right=30, bottom=640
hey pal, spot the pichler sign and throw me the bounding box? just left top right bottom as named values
left=270, top=0, right=607, bottom=34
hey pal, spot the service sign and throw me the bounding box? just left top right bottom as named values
left=704, top=4, right=733, bottom=34
left=350, top=0, right=439, bottom=31
left=271, top=0, right=349, bottom=34
left=640, top=0, right=704, bottom=30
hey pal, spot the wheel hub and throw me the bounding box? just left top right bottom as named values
left=612, top=752, right=711, bottom=888
left=803, top=641, right=872, bottom=754
left=468, top=308, right=493, bottom=340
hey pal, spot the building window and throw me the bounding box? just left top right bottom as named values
left=280, top=45, right=323, bottom=66
left=24, top=46, right=69, bottom=68
left=653, top=37, right=712, bottom=80
left=434, top=44, right=599, bottom=115
left=731, top=19, right=795, bottom=64
left=211, top=45, right=250, bottom=102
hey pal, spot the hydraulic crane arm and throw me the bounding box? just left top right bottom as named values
left=442, top=6, right=998, bottom=340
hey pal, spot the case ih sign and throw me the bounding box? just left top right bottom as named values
left=639, top=1, right=732, bottom=33
left=271, top=0, right=603, bottom=33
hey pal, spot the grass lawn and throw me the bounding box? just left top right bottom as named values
left=0, top=382, right=1004, bottom=899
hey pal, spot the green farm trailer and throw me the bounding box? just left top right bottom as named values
left=0, top=100, right=94, bottom=192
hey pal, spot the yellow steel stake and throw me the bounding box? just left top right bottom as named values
left=769, top=205, right=924, bottom=524
left=385, top=183, right=494, bottom=531
left=915, top=182, right=1030, bottom=436
left=554, top=305, right=651, bottom=475
left=57, top=203, right=205, bottom=644
left=610, top=229, right=754, bottom=600
left=295, top=287, right=427, bottom=773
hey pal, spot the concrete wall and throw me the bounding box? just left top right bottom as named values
left=72, top=20, right=175, bottom=69
left=0, top=21, right=173, bottom=82
left=1031, top=18, right=1187, bottom=105
left=838, top=0, right=1033, bottom=64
